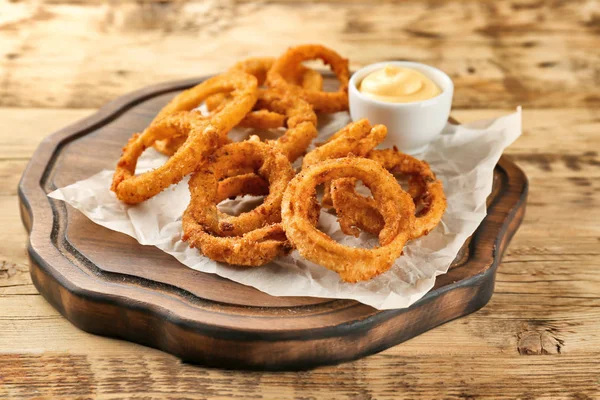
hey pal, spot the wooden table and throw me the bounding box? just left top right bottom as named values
left=1, top=1, right=599, bottom=398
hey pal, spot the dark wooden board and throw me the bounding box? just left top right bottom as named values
left=18, top=75, right=528, bottom=371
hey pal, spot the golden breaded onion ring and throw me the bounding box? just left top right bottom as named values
left=331, top=148, right=447, bottom=239
left=302, top=119, right=387, bottom=209
left=302, top=119, right=386, bottom=170
left=182, top=139, right=295, bottom=266
left=185, top=138, right=294, bottom=237
left=111, top=71, right=258, bottom=204
left=150, top=111, right=209, bottom=156
left=205, top=56, right=322, bottom=124
left=182, top=221, right=291, bottom=267
left=267, top=44, right=349, bottom=113
left=254, top=89, right=317, bottom=162
left=282, top=157, right=415, bottom=282
left=157, top=89, right=318, bottom=162
left=207, top=88, right=319, bottom=161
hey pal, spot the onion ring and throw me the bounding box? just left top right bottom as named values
left=182, top=139, right=295, bottom=266
left=255, top=89, right=317, bottom=162
left=111, top=71, right=258, bottom=204
left=184, top=138, right=294, bottom=237
left=216, top=172, right=322, bottom=227
left=302, top=119, right=387, bottom=209
left=302, top=119, right=386, bottom=170
left=282, top=157, right=415, bottom=282
left=267, top=44, right=349, bottom=113
left=205, top=57, right=322, bottom=123
left=214, top=88, right=318, bottom=161
left=151, top=111, right=209, bottom=156
left=158, top=89, right=318, bottom=162
left=330, top=148, right=447, bottom=239
left=182, top=218, right=291, bottom=267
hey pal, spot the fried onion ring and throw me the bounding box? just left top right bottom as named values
left=255, top=89, right=317, bottom=162
left=182, top=139, right=294, bottom=266
left=158, top=89, right=318, bottom=162
left=182, top=218, right=291, bottom=266
left=185, top=138, right=294, bottom=237
left=218, top=88, right=318, bottom=161
left=302, top=119, right=386, bottom=170
left=330, top=148, right=447, bottom=239
left=205, top=56, right=322, bottom=123
left=302, top=119, right=387, bottom=209
left=111, top=71, right=258, bottom=204
left=282, top=157, right=415, bottom=282
left=151, top=111, right=209, bottom=156
left=267, top=44, right=349, bottom=113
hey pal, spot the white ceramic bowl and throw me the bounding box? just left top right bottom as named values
left=349, top=61, right=454, bottom=154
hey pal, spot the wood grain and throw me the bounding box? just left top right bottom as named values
left=0, top=0, right=598, bottom=110
left=2, top=0, right=600, bottom=397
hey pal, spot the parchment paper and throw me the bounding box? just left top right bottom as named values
left=49, top=108, right=522, bottom=310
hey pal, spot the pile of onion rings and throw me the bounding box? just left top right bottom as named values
left=110, top=44, right=446, bottom=281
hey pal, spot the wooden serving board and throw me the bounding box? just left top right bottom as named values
left=18, top=76, right=527, bottom=370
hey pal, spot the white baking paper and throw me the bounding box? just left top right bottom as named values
left=49, top=108, right=521, bottom=310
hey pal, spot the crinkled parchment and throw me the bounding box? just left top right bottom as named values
left=49, top=108, right=521, bottom=310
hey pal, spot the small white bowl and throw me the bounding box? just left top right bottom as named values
left=349, top=61, right=454, bottom=154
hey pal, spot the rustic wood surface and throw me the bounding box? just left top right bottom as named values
left=1, top=0, right=599, bottom=398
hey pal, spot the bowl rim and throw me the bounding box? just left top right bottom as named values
left=349, top=61, right=454, bottom=108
